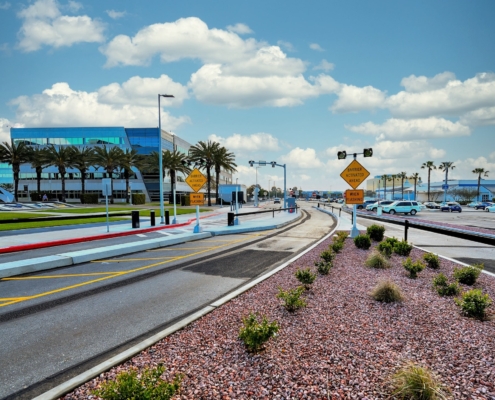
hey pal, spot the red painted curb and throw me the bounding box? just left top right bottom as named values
left=0, top=212, right=222, bottom=255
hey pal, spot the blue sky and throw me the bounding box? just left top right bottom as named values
left=1, top=0, right=494, bottom=191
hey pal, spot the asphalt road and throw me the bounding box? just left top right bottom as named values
left=0, top=204, right=335, bottom=400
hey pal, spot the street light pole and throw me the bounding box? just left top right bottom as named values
left=158, top=93, right=174, bottom=224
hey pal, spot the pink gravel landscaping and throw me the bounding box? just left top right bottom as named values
left=62, top=234, right=495, bottom=399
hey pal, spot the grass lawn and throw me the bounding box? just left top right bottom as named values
left=0, top=212, right=48, bottom=220
left=34, top=207, right=210, bottom=216
left=0, top=217, right=128, bottom=232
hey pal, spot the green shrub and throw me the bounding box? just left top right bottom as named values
left=424, top=253, right=441, bottom=269
left=354, top=234, right=371, bottom=250
left=335, top=231, right=348, bottom=242
left=365, top=252, right=390, bottom=269
left=377, top=241, right=393, bottom=258
left=80, top=193, right=99, bottom=204
left=92, top=364, right=181, bottom=400
left=371, top=280, right=404, bottom=303
left=331, top=241, right=344, bottom=253
left=320, top=249, right=335, bottom=263
left=367, top=224, right=385, bottom=242
left=384, top=236, right=399, bottom=246
left=132, top=193, right=146, bottom=205
left=295, top=267, right=317, bottom=289
left=394, top=239, right=413, bottom=257
left=277, top=286, right=307, bottom=312
left=453, top=264, right=484, bottom=285
left=239, top=312, right=279, bottom=352
left=432, top=273, right=460, bottom=296
left=314, top=260, right=332, bottom=275
left=403, top=257, right=425, bottom=279
left=455, top=289, right=492, bottom=320
left=389, top=362, right=449, bottom=399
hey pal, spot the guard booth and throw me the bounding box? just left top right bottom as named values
left=287, top=197, right=296, bottom=213
left=231, top=191, right=244, bottom=210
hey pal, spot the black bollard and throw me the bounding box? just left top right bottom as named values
left=150, top=210, right=155, bottom=226
left=131, top=210, right=140, bottom=228
left=228, top=212, right=235, bottom=226
left=165, top=210, right=170, bottom=225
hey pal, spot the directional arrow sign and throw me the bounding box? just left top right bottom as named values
left=340, top=159, right=370, bottom=190
left=185, top=168, right=207, bottom=193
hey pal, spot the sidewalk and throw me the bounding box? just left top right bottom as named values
left=0, top=204, right=303, bottom=279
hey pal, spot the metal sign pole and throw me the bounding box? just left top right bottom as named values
left=172, top=184, right=177, bottom=224
left=193, top=204, right=202, bottom=233
left=105, top=185, right=109, bottom=233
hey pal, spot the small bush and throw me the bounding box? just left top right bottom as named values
left=315, top=260, right=332, bottom=275
left=295, top=267, right=317, bottom=289
left=365, top=252, right=390, bottom=269
left=389, top=362, right=449, bottom=399
left=394, top=239, right=413, bottom=257
left=92, top=364, right=182, bottom=400
left=320, top=249, right=335, bottom=263
left=455, top=289, right=492, bottom=320
left=384, top=236, right=399, bottom=247
left=331, top=241, right=344, bottom=253
left=354, top=234, right=371, bottom=250
left=80, top=193, right=99, bottom=204
left=377, top=241, right=393, bottom=258
left=371, top=280, right=404, bottom=303
left=403, top=257, right=425, bottom=279
left=239, top=312, right=279, bottom=352
left=432, top=273, right=460, bottom=296
left=424, top=253, right=441, bottom=269
left=453, top=264, right=484, bottom=285
left=132, top=193, right=146, bottom=205
left=335, top=231, right=348, bottom=242
left=277, top=286, right=307, bottom=312
left=367, top=224, right=385, bottom=241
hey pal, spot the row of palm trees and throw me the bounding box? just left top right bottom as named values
left=0, top=140, right=237, bottom=205
left=379, top=172, right=420, bottom=200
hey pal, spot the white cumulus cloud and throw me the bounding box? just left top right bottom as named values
left=0, top=118, right=24, bottom=143
left=331, top=84, right=386, bottom=113
left=17, top=0, right=105, bottom=52
left=9, top=81, right=189, bottom=130
left=309, top=43, right=324, bottom=52
left=226, top=23, right=253, bottom=34
left=280, top=147, right=324, bottom=168
left=208, top=133, right=280, bottom=151
left=0, top=2, right=11, bottom=10
left=401, top=71, right=456, bottom=93
left=372, top=140, right=446, bottom=160
left=346, top=117, right=471, bottom=140
left=313, top=59, right=334, bottom=72
left=106, top=9, right=126, bottom=20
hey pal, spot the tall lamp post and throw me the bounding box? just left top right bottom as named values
left=158, top=94, right=174, bottom=224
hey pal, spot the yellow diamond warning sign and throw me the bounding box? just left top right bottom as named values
left=340, top=159, right=370, bottom=189
left=345, top=189, right=364, bottom=204
left=185, top=168, right=207, bottom=193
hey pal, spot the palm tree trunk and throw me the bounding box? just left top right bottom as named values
left=61, top=173, right=66, bottom=202
left=414, top=181, right=417, bottom=200
left=477, top=174, right=481, bottom=201
left=81, top=172, right=86, bottom=195
left=206, top=167, right=212, bottom=206
left=384, top=180, right=387, bottom=199
left=36, top=167, right=42, bottom=194
left=427, top=169, right=431, bottom=201
left=125, top=172, right=130, bottom=204
left=107, top=169, right=114, bottom=204
left=401, top=178, right=404, bottom=200
left=215, top=168, right=220, bottom=204
left=13, top=167, right=20, bottom=202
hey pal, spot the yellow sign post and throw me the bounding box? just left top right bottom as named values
left=190, top=193, right=204, bottom=205
left=345, top=189, right=364, bottom=204
left=185, top=168, right=207, bottom=192
left=340, top=159, right=370, bottom=190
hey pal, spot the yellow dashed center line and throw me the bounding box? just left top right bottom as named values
left=0, top=235, right=256, bottom=308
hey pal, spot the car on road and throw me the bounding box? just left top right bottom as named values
left=440, top=202, right=462, bottom=213
left=273, top=197, right=281, bottom=204
left=485, top=204, right=495, bottom=213
left=366, top=200, right=394, bottom=211
left=467, top=201, right=480, bottom=208
left=474, top=202, right=493, bottom=210
left=382, top=201, right=422, bottom=215
left=423, top=202, right=441, bottom=209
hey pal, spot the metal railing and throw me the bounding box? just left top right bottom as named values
left=227, top=205, right=298, bottom=225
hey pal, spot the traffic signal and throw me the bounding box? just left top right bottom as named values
left=271, top=161, right=276, bottom=168
left=337, top=151, right=347, bottom=160
left=363, top=148, right=373, bottom=157
left=248, top=160, right=254, bottom=167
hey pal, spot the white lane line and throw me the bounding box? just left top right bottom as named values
left=157, top=231, right=173, bottom=236
left=136, top=234, right=147, bottom=237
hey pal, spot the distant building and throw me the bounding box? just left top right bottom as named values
left=7, top=126, right=233, bottom=202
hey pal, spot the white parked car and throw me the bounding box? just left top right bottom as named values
left=485, top=204, right=495, bottom=213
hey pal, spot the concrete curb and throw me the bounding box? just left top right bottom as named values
left=33, top=212, right=338, bottom=400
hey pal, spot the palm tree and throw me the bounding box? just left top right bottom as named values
left=410, top=173, right=421, bottom=200
left=390, top=174, right=397, bottom=200
left=213, top=146, right=237, bottom=203
left=26, top=146, right=49, bottom=196
left=397, top=171, right=407, bottom=200
left=0, top=141, right=31, bottom=201
left=69, top=146, right=95, bottom=197
left=438, top=161, right=455, bottom=202
left=472, top=168, right=489, bottom=202
left=92, top=146, right=124, bottom=204
left=380, top=174, right=389, bottom=200
left=43, top=144, right=75, bottom=202
left=118, top=148, right=144, bottom=203
left=421, top=161, right=436, bottom=201
left=188, top=140, right=220, bottom=206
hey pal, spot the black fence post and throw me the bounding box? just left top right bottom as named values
left=165, top=210, right=170, bottom=225
left=228, top=212, right=235, bottom=226
left=405, top=219, right=409, bottom=241
left=150, top=210, right=155, bottom=226
left=131, top=210, right=140, bottom=228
